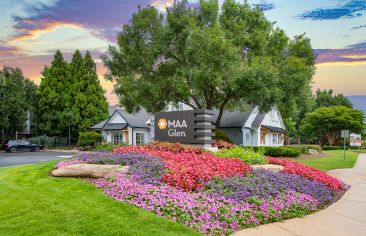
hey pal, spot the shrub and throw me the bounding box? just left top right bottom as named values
left=77, top=131, right=102, bottom=147
left=215, top=146, right=267, bottom=165
left=244, top=146, right=301, bottom=157
left=214, top=129, right=233, bottom=144
left=306, top=145, right=322, bottom=153
left=142, top=141, right=206, bottom=154
left=94, top=142, right=128, bottom=151
left=213, top=140, right=236, bottom=149
left=322, top=146, right=346, bottom=150
left=286, top=145, right=309, bottom=154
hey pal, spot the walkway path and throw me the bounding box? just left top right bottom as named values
left=233, top=154, right=366, bottom=236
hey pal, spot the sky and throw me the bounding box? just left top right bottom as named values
left=0, top=0, right=365, bottom=105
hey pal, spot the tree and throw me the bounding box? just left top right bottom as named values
left=70, top=51, right=108, bottom=136
left=300, top=106, right=365, bottom=146
left=37, top=50, right=108, bottom=141
left=38, top=50, right=68, bottom=136
left=103, top=0, right=315, bottom=127
left=314, top=89, right=353, bottom=109
left=0, top=67, right=37, bottom=141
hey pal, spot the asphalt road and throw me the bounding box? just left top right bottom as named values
left=0, top=151, right=77, bottom=167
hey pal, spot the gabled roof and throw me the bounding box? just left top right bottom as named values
left=214, top=109, right=253, bottom=128
left=91, top=106, right=151, bottom=130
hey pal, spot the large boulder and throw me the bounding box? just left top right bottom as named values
left=250, top=164, right=284, bottom=173
left=51, top=164, right=129, bottom=178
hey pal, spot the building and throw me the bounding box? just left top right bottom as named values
left=217, top=107, right=286, bottom=146
left=91, top=105, right=285, bottom=146
left=91, top=106, right=151, bottom=145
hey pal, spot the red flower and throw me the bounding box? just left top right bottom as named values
left=268, top=158, right=344, bottom=191
left=114, top=145, right=251, bottom=191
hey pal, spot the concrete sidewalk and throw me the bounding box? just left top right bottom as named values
left=233, top=154, right=366, bottom=236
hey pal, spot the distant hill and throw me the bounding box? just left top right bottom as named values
left=347, top=96, right=366, bottom=121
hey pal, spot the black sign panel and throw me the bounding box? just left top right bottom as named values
left=154, top=110, right=195, bottom=143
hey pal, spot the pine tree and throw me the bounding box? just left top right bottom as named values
left=38, top=50, right=68, bottom=136
left=72, top=51, right=108, bottom=133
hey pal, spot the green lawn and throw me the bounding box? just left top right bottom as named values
left=294, top=150, right=359, bottom=171
left=0, top=161, right=200, bottom=236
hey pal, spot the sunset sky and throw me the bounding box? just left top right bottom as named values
left=0, top=0, right=365, bottom=105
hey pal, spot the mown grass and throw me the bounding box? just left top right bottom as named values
left=0, top=161, right=200, bottom=236
left=294, top=150, right=359, bottom=171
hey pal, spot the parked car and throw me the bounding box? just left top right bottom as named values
left=3, top=140, right=43, bottom=153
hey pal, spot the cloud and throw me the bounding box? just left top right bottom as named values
left=252, top=2, right=275, bottom=11
left=299, top=0, right=366, bottom=20
left=9, top=0, right=153, bottom=44
left=314, top=41, right=366, bottom=65
left=350, top=24, right=366, bottom=30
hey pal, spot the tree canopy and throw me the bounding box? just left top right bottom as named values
left=300, top=106, right=365, bottom=146
left=0, top=67, right=38, bottom=141
left=38, top=50, right=108, bottom=140
left=103, top=0, right=315, bottom=126
left=313, top=89, right=353, bottom=109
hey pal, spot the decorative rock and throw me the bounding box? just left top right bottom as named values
left=308, top=149, right=319, bottom=155
left=51, top=164, right=129, bottom=178
left=250, top=164, right=284, bottom=173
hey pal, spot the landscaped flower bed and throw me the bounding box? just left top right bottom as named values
left=55, top=142, right=349, bottom=235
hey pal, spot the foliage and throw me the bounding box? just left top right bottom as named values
left=204, top=169, right=336, bottom=206
left=103, top=0, right=315, bottom=127
left=286, top=144, right=323, bottom=154
left=77, top=131, right=103, bottom=147
left=213, top=140, right=236, bottom=149
left=0, top=162, right=198, bottom=236
left=300, top=106, right=365, bottom=146
left=94, top=142, right=128, bottom=151
left=38, top=50, right=108, bottom=140
left=28, top=135, right=68, bottom=148
left=214, top=129, right=233, bottom=143
left=55, top=142, right=348, bottom=235
left=321, top=146, right=347, bottom=150
left=114, top=146, right=251, bottom=191
left=269, top=158, right=348, bottom=191
left=142, top=141, right=206, bottom=154
left=0, top=67, right=38, bottom=141
left=76, top=152, right=165, bottom=185
left=314, top=89, right=353, bottom=109
left=286, top=145, right=309, bottom=154
left=215, top=146, right=267, bottom=164
left=244, top=146, right=301, bottom=157
left=96, top=174, right=317, bottom=235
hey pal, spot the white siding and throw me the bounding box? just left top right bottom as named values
left=109, top=112, right=127, bottom=124
left=261, top=108, right=284, bottom=129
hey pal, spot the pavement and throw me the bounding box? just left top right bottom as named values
left=233, top=153, right=366, bottom=236
left=0, top=150, right=77, bottom=167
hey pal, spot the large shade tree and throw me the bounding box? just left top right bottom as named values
left=103, top=0, right=315, bottom=127
left=0, top=67, right=38, bottom=141
left=300, top=106, right=365, bottom=146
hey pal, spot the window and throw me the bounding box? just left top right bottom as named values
left=136, top=133, right=145, bottom=145
left=112, top=132, right=123, bottom=145
left=272, top=133, right=279, bottom=145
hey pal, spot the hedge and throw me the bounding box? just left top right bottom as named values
left=77, top=131, right=103, bottom=147
left=286, top=145, right=322, bottom=154
left=242, top=146, right=301, bottom=157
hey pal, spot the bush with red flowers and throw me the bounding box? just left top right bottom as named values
left=114, top=145, right=251, bottom=191
left=269, top=157, right=346, bottom=191
left=213, top=140, right=236, bottom=149
left=142, top=141, right=206, bottom=154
